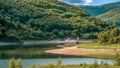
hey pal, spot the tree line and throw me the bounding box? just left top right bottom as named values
left=98, top=28, right=120, bottom=44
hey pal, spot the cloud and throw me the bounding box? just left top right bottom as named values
left=82, top=0, right=93, bottom=5
left=59, top=0, right=93, bottom=5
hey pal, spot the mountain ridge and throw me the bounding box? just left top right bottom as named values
left=80, top=2, right=120, bottom=16
left=97, top=8, right=120, bottom=27
left=80, top=2, right=120, bottom=28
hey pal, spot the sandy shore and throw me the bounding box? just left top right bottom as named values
left=45, top=46, right=87, bottom=56
left=45, top=46, right=118, bottom=57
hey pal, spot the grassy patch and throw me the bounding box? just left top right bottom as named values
left=76, top=43, right=120, bottom=59
left=77, top=43, right=120, bottom=49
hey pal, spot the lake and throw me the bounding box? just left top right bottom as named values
left=0, top=58, right=114, bottom=68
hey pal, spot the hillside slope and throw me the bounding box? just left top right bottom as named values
left=80, top=2, right=120, bottom=16
left=97, top=8, right=120, bottom=27
left=0, top=0, right=110, bottom=41
left=80, top=2, right=120, bottom=28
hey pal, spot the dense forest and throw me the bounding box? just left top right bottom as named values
left=0, top=0, right=111, bottom=41
left=80, top=2, right=120, bottom=28
left=98, top=28, right=120, bottom=44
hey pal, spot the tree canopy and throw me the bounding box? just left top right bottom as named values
left=98, top=28, right=120, bottom=44
left=0, top=0, right=111, bottom=41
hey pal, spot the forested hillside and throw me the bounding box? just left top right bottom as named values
left=80, top=2, right=120, bottom=16
left=97, top=8, right=120, bottom=27
left=80, top=2, right=120, bottom=28
left=0, top=0, right=111, bottom=41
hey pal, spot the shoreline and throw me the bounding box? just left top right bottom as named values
left=45, top=46, right=118, bottom=59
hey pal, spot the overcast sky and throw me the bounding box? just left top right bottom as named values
left=59, top=0, right=120, bottom=5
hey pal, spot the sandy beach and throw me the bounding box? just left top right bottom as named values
left=45, top=46, right=118, bottom=58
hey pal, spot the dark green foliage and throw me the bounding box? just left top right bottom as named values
left=108, top=36, right=120, bottom=44
left=111, top=28, right=120, bottom=37
left=98, top=28, right=120, bottom=44
left=98, top=31, right=111, bottom=43
left=0, top=0, right=110, bottom=41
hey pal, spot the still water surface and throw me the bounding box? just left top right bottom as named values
left=0, top=58, right=114, bottom=68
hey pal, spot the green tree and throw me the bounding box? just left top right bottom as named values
left=109, top=36, right=120, bottom=44
left=111, top=28, right=119, bottom=37
left=98, top=31, right=110, bottom=44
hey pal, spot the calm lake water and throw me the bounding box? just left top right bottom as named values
left=0, top=58, right=114, bottom=68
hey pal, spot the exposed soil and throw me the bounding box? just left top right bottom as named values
left=45, top=46, right=119, bottom=57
